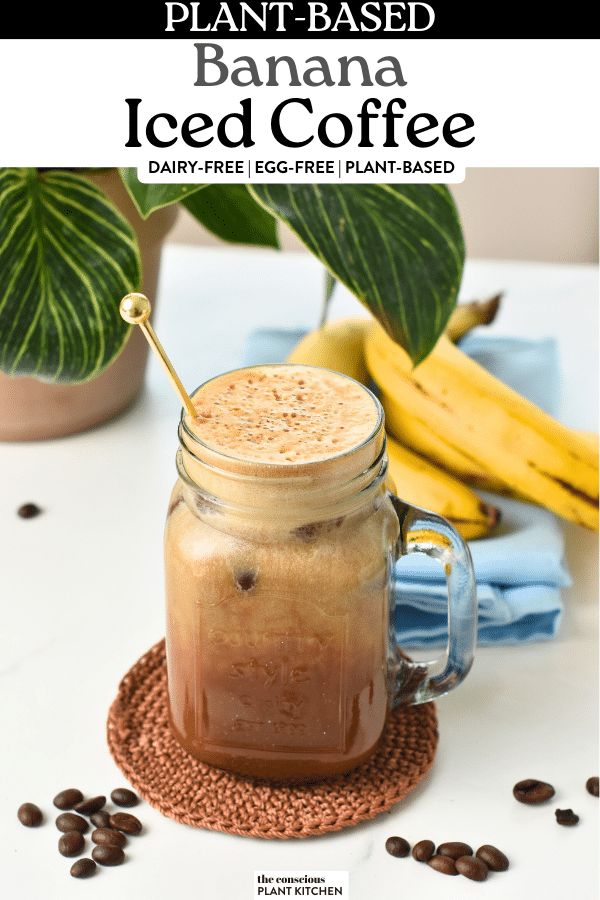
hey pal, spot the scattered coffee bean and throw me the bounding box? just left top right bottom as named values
left=437, top=841, right=473, bottom=860
left=555, top=808, right=579, bottom=826
left=427, top=855, right=458, bottom=875
left=18, top=803, right=43, bottom=827
left=92, top=844, right=125, bottom=866
left=55, top=813, right=88, bottom=834
left=92, top=827, right=127, bottom=849
left=385, top=836, right=410, bottom=858
left=90, top=810, right=111, bottom=828
left=476, top=844, right=509, bottom=872
left=456, top=855, right=488, bottom=882
left=109, top=812, right=142, bottom=835
left=513, top=778, right=555, bottom=804
left=17, top=503, right=42, bottom=519
left=74, top=796, right=106, bottom=815
left=58, top=831, right=85, bottom=857
left=70, top=858, right=97, bottom=879
left=412, top=840, right=435, bottom=862
left=110, top=788, right=139, bottom=808
left=586, top=776, right=599, bottom=797
left=53, top=789, right=83, bottom=811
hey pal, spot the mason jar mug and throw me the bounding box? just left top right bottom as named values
left=164, top=366, right=477, bottom=781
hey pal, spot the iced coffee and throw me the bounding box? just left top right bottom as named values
left=164, top=364, right=400, bottom=780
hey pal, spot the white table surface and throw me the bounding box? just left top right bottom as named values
left=1, top=245, right=598, bottom=900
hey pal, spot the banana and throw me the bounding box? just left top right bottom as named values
left=381, top=388, right=507, bottom=493
left=579, top=430, right=599, bottom=457
left=286, top=317, right=370, bottom=383
left=365, top=322, right=599, bottom=530
left=386, top=435, right=500, bottom=540
left=446, top=294, right=503, bottom=343
left=433, top=334, right=597, bottom=470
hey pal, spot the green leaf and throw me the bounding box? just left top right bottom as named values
left=0, top=168, right=141, bottom=382
left=119, top=168, right=207, bottom=218
left=249, top=184, right=464, bottom=364
left=182, top=185, right=279, bottom=248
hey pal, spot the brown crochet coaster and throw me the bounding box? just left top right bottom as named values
left=107, top=640, right=438, bottom=839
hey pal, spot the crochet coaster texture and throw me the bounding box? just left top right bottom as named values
left=107, top=639, right=438, bottom=839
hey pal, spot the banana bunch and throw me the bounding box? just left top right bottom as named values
left=386, top=435, right=500, bottom=540
left=381, top=391, right=506, bottom=494
left=287, top=305, right=503, bottom=539
left=365, top=322, right=598, bottom=530
left=287, top=299, right=599, bottom=534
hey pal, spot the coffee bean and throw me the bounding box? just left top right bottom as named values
left=92, top=844, right=125, bottom=866
left=109, top=812, right=142, bottom=835
left=90, top=810, right=111, bottom=828
left=53, top=789, right=83, bottom=811
left=110, top=788, right=139, bottom=808
left=555, top=808, right=579, bottom=826
left=385, top=836, right=410, bottom=858
left=513, top=778, right=555, bottom=804
left=17, top=503, right=42, bottom=519
left=70, top=858, right=97, bottom=879
left=412, top=840, right=435, bottom=862
left=92, top=827, right=127, bottom=848
left=74, top=796, right=106, bottom=815
left=456, top=856, right=488, bottom=882
left=427, top=855, right=458, bottom=875
left=58, top=831, right=85, bottom=857
left=18, top=803, right=43, bottom=827
left=586, top=776, right=599, bottom=797
left=55, top=813, right=88, bottom=834
left=476, top=844, right=509, bottom=871
left=437, top=841, right=473, bottom=860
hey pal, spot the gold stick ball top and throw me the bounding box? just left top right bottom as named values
left=118, top=291, right=198, bottom=419
left=120, top=293, right=152, bottom=325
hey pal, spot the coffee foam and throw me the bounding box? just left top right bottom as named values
left=189, top=365, right=379, bottom=464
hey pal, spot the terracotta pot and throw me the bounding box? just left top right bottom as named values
left=0, top=170, right=178, bottom=441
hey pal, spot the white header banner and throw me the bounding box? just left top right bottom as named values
left=1, top=38, right=598, bottom=180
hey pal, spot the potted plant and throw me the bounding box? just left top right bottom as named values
left=0, top=169, right=464, bottom=440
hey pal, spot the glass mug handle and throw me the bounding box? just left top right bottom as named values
left=388, top=494, right=478, bottom=705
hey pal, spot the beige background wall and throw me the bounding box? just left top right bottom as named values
left=168, top=168, right=599, bottom=264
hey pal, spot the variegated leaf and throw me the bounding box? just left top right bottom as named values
left=120, top=168, right=207, bottom=218
left=183, top=184, right=278, bottom=247
left=250, top=184, right=464, bottom=364
left=0, top=168, right=141, bottom=382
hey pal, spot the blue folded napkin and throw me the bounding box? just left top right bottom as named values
left=242, top=327, right=570, bottom=647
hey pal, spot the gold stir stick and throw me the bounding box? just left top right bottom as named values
left=119, top=293, right=197, bottom=418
